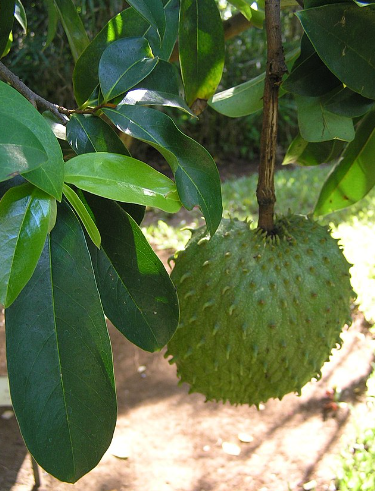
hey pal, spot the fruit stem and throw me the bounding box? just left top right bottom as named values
left=256, top=0, right=287, bottom=234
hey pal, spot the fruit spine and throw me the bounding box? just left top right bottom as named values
left=166, top=215, right=355, bottom=406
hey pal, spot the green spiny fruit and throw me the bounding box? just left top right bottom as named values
left=166, top=215, right=355, bottom=406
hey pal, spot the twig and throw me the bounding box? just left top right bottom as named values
left=256, top=0, right=287, bottom=233
left=0, top=62, right=117, bottom=124
left=30, top=455, right=41, bottom=489
left=0, top=61, right=69, bottom=124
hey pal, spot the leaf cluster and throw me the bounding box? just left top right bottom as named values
left=0, top=0, right=224, bottom=482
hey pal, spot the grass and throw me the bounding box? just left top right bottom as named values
left=334, top=371, right=375, bottom=491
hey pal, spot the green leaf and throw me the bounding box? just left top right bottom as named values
left=0, top=175, right=27, bottom=200
left=132, top=59, right=181, bottom=95
left=0, top=115, right=48, bottom=182
left=14, top=0, right=27, bottom=33
left=62, top=184, right=101, bottom=248
left=282, top=133, right=344, bottom=166
left=127, top=0, right=166, bottom=39
left=0, top=81, right=64, bottom=199
left=304, top=0, right=349, bottom=7
left=84, top=193, right=179, bottom=352
left=64, top=152, right=181, bottom=213
left=297, top=4, right=375, bottom=99
left=322, top=87, right=375, bottom=118
left=99, top=37, right=158, bottom=102
left=122, top=89, right=196, bottom=117
left=208, top=72, right=265, bottom=117
left=103, top=105, right=222, bottom=235
left=314, top=111, right=375, bottom=215
left=5, top=201, right=116, bottom=482
left=53, top=0, right=89, bottom=62
left=0, top=183, right=55, bottom=307
left=66, top=114, right=130, bottom=156
left=43, top=112, right=67, bottom=140
left=0, top=0, right=15, bottom=57
left=246, top=2, right=265, bottom=29
left=227, top=0, right=253, bottom=20
left=208, top=49, right=299, bottom=117
left=73, top=7, right=149, bottom=106
left=42, top=0, right=58, bottom=49
left=1, top=31, right=12, bottom=58
left=144, top=0, right=179, bottom=60
left=117, top=202, right=145, bottom=225
left=179, top=0, right=225, bottom=106
left=296, top=95, right=355, bottom=142
left=282, top=34, right=341, bottom=97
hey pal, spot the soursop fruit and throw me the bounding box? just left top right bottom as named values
left=166, top=215, right=355, bottom=406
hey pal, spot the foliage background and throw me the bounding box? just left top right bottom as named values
left=7, top=1, right=301, bottom=163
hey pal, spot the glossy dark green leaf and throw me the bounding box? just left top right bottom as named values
left=64, top=152, right=181, bottom=213
left=314, top=111, right=375, bottom=215
left=304, top=0, right=349, bottom=7
left=144, top=0, right=179, bottom=60
left=0, top=82, right=64, bottom=199
left=0, top=175, right=27, bottom=199
left=43, top=112, right=67, bottom=141
left=282, top=35, right=341, bottom=97
left=322, top=87, right=375, bottom=118
left=73, top=8, right=149, bottom=106
left=179, top=0, right=225, bottom=106
left=14, top=0, right=27, bottom=33
left=66, top=114, right=130, bottom=156
left=282, top=133, right=344, bottom=166
left=296, top=95, right=355, bottom=142
left=104, top=105, right=222, bottom=234
left=99, top=37, right=158, bottom=102
left=1, top=31, right=12, bottom=58
left=62, top=184, right=101, bottom=248
left=297, top=4, right=375, bottom=99
left=116, top=202, right=145, bottom=224
left=84, top=193, right=179, bottom=352
left=0, top=115, right=48, bottom=182
left=0, top=0, right=15, bottom=57
left=5, top=201, right=116, bottom=482
left=127, top=0, right=165, bottom=39
left=42, top=0, right=58, bottom=49
left=122, top=89, right=196, bottom=117
left=78, top=188, right=145, bottom=228
left=133, top=60, right=181, bottom=95
left=0, top=183, right=55, bottom=307
left=53, top=0, right=89, bottom=61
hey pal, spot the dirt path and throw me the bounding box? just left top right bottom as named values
left=0, top=302, right=374, bottom=491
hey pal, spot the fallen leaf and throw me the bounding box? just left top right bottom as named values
left=238, top=432, right=253, bottom=443
left=1, top=410, right=14, bottom=420
left=222, top=442, right=241, bottom=456
left=303, top=480, right=317, bottom=491
left=0, top=377, right=11, bottom=406
left=108, top=440, right=131, bottom=459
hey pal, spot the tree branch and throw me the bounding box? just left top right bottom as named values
left=256, top=0, right=287, bottom=233
left=0, top=61, right=69, bottom=125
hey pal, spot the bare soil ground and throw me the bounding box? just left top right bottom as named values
left=0, top=296, right=374, bottom=491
